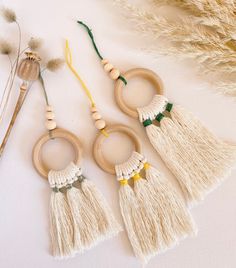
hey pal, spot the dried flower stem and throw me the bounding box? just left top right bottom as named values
left=0, top=82, right=28, bottom=158
left=0, top=47, right=29, bottom=124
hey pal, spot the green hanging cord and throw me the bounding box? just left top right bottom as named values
left=38, top=72, right=49, bottom=106
left=77, top=20, right=127, bottom=85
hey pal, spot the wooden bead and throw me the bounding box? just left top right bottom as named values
left=91, top=106, right=97, bottom=113
left=92, top=112, right=102, bottom=120
left=45, top=120, right=57, bottom=130
left=109, top=68, right=120, bottom=80
left=46, top=111, right=55, bottom=120
left=101, top=59, right=108, bottom=65
left=95, top=119, right=106, bottom=130
left=104, top=63, right=113, bottom=72
left=46, top=105, right=53, bottom=112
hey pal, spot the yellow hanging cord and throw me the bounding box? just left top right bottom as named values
left=65, top=40, right=108, bottom=137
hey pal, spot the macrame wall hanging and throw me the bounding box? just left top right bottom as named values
left=65, top=41, right=196, bottom=264
left=76, top=21, right=236, bottom=207
left=32, top=72, right=121, bottom=259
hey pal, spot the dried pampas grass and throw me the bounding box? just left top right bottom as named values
left=112, top=0, right=236, bottom=97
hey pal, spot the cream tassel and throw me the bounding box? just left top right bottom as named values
left=66, top=165, right=121, bottom=250
left=119, top=181, right=154, bottom=263
left=145, top=165, right=197, bottom=242
left=80, top=176, right=122, bottom=239
left=48, top=163, right=78, bottom=259
left=171, top=104, right=236, bottom=180
left=116, top=152, right=196, bottom=263
left=138, top=95, right=236, bottom=205
left=66, top=184, right=100, bottom=250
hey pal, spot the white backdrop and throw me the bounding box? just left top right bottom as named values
left=0, top=1, right=235, bottom=268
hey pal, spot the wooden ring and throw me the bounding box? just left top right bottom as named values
left=32, top=128, right=83, bottom=179
left=93, top=124, right=142, bottom=175
left=114, top=68, right=164, bottom=118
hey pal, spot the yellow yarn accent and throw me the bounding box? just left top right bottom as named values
left=101, top=129, right=109, bottom=137
left=132, top=173, right=141, bottom=181
left=144, top=162, right=150, bottom=170
left=65, top=40, right=109, bottom=137
left=119, top=179, right=128, bottom=185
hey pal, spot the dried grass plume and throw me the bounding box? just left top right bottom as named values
left=46, top=58, right=65, bottom=72
left=1, top=7, right=16, bottom=23
left=112, top=0, right=236, bottom=97
left=28, top=37, right=42, bottom=51
left=0, top=40, right=13, bottom=55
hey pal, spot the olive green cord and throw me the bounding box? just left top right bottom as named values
left=77, top=20, right=127, bottom=85
left=38, top=72, right=49, bottom=106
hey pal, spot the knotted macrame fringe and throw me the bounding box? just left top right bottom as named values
left=138, top=95, right=236, bottom=206
left=48, top=162, right=121, bottom=259
left=116, top=152, right=196, bottom=264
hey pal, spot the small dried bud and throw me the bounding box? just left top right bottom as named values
left=1, top=7, right=16, bottom=23
left=46, top=58, right=64, bottom=72
left=0, top=40, right=13, bottom=55
left=28, top=37, right=42, bottom=51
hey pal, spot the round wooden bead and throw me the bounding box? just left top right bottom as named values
left=92, top=112, right=102, bottom=120
left=46, top=105, right=53, bottom=112
left=45, top=120, right=57, bottom=130
left=46, top=111, right=55, bottom=120
left=101, top=59, right=108, bottom=65
left=95, top=119, right=106, bottom=130
left=109, top=68, right=120, bottom=80
left=91, top=106, right=97, bottom=113
left=104, top=63, right=113, bottom=72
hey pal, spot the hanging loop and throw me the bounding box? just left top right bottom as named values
left=93, top=124, right=142, bottom=175
left=32, top=128, right=83, bottom=178
left=114, top=68, right=164, bottom=118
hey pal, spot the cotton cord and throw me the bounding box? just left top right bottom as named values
left=77, top=20, right=127, bottom=85
left=65, top=40, right=109, bottom=137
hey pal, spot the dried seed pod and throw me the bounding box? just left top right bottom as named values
left=17, top=51, right=41, bottom=81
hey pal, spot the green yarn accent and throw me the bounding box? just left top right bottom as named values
left=166, top=103, right=173, bottom=112
left=52, top=187, right=59, bottom=193
left=118, top=75, right=127, bottom=85
left=143, top=119, right=152, bottom=127
left=77, top=20, right=127, bottom=85
left=156, top=113, right=164, bottom=122
left=77, top=20, right=103, bottom=60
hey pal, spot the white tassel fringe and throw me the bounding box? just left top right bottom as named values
left=48, top=162, right=121, bottom=258
left=49, top=189, right=75, bottom=258
left=116, top=152, right=196, bottom=263
left=80, top=178, right=122, bottom=239
left=138, top=95, right=236, bottom=205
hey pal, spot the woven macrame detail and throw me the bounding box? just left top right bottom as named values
left=115, top=151, right=146, bottom=181
left=137, top=95, right=168, bottom=122
left=48, top=162, right=82, bottom=188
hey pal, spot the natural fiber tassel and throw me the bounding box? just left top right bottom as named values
left=67, top=174, right=121, bottom=249
left=138, top=95, right=236, bottom=205
left=144, top=165, right=196, bottom=243
left=48, top=164, right=78, bottom=259
left=80, top=177, right=122, bottom=238
left=66, top=183, right=100, bottom=249
left=116, top=152, right=196, bottom=263
left=49, top=162, right=121, bottom=258
left=49, top=189, right=75, bottom=258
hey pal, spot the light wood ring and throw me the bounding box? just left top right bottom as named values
left=93, top=124, right=142, bottom=175
left=114, top=68, right=164, bottom=118
left=32, top=128, right=83, bottom=179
